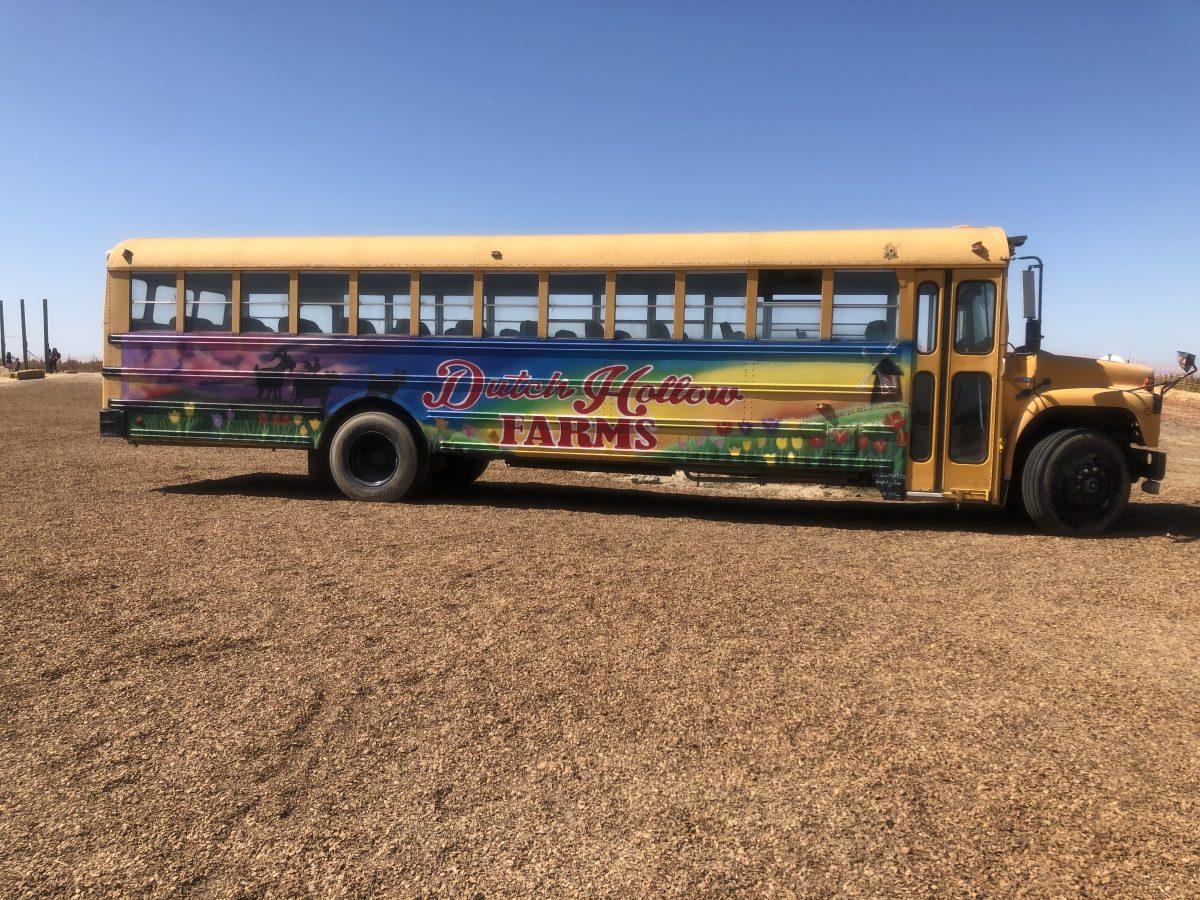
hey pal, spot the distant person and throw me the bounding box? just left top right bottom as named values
left=50, top=347, right=61, bottom=373
left=3, top=351, right=12, bottom=369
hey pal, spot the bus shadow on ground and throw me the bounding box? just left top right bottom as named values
left=158, top=472, right=1200, bottom=539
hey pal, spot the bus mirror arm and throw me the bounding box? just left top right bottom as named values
left=1014, top=255, right=1044, bottom=353
left=1156, top=351, right=1198, bottom=401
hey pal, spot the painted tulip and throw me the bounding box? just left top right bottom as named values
left=168, top=410, right=180, bottom=425
left=776, top=437, right=788, bottom=449
left=873, top=439, right=889, bottom=454
left=183, top=403, right=196, bottom=418
left=308, top=418, right=321, bottom=431
left=808, top=436, right=825, bottom=450
left=832, top=428, right=850, bottom=445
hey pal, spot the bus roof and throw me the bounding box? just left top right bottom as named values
left=108, top=226, right=1011, bottom=271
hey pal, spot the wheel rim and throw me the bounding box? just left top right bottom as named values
left=1053, top=449, right=1118, bottom=526
left=346, top=431, right=398, bottom=486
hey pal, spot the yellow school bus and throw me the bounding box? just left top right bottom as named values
left=99, top=226, right=1185, bottom=534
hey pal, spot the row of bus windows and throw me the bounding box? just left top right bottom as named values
left=130, top=270, right=903, bottom=341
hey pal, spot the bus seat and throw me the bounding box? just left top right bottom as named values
left=276, top=317, right=290, bottom=332
left=584, top=321, right=603, bottom=338
left=241, top=317, right=271, bottom=333
left=386, top=319, right=407, bottom=334
left=298, top=318, right=322, bottom=334
left=418, top=322, right=431, bottom=336
left=719, top=322, right=745, bottom=340
left=614, top=329, right=632, bottom=340
left=359, top=320, right=378, bottom=335
left=480, top=326, right=491, bottom=337
left=863, top=320, right=891, bottom=341
left=500, top=328, right=519, bottom=337
left=519, top=320, right=538, bottom=337
left=649, top=321, right=671, bottom=340
left=186, top=316, right=220, bottom=332
left=554, top=329, right=577, bottom=339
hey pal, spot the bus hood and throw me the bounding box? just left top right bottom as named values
left=1028, top=352, right=1152, bottom=391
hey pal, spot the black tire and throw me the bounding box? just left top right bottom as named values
left=428, top=455, right=489, bottom=491
left=328, top=411, right=424, bottom=502
left=307, top=448, right=331, bottom=484
left=1021, top=428, right=1130, bottom=535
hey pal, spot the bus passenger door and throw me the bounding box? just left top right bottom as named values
left=906, top=271, right=945, bottom=492
left=938, top=268, right=1006, bottom=501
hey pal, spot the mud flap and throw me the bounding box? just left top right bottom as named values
left=872, top=472, right=905, bottom=501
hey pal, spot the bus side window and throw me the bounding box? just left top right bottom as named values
left=614, top=273, right=674, bottom=340
left=298, top=273, right=349, bottom=335
left=130, top=273, right=177, bottom=331
left=756, top=270, right=820, bottom=340
left=358, top=273, right=411, bottom=335
left=420, top=274, right=474, bottom=337
left=832, top=271, right=899, bottom=342
left=485, top=274, right=539, bottom=338
left=548, top=273, right=605, bottom=339
left=241, top=273, right=290, bottom=333
left=684, top=273, right=746, bottom=340
left=184, top=273, right=232, bottom=332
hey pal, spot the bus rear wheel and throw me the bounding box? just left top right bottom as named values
left=1021, top=428, right=1130, bottom=535
left=328, top=411, right=423, bottom=502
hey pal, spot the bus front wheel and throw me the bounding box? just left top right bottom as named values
left=328, top=412, right=424, bottom=502
left=1021, top=428, right=1130, bottom=535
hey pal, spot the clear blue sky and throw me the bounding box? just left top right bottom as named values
left=1, top=0, right=1196, bottom=364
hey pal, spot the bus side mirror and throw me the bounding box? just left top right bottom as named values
left=1022, top=268, right=1038, bottom=319
left=1179, top=350, right=1197, bottom=374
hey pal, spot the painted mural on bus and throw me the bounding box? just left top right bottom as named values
left=109, top=333, right=912, bottom=477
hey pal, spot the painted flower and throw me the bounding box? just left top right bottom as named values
left=486, top=428, right=500, bottom=442
left=168, top=410, right=181, bottom=425
left=857, top=435, right=870, bottom=451
left=211, top=412, right=226, bottom=428
left=308, top=418, right=321, bottom=431
left=273, top=413, right=290, bottom=426
left=808, top=436, right=825, bottom=450
left=716, top=421, right=734, bottom=436
left=463, top=425, right=475, bottom=437
left=872, top=438, right=889, bottom=455
left=729, top=446, right=741, bottom=457
left=299, top=425, right=309, bottom=437
left=775, top=437, right=788, bottom=450
left=742, top=439, right=752, bottom=451
left=292, top=414, right=303, bottom=426
left=761, top=418, right=781, bottom=433
left=756, top=437, right=767, bottom=448
left=791, top=436, right=805, bottom=451
left=884, top=411, right=906, bottom=430
left=764, top=453, right=777, bottom=464
left=786, top=451, right=796, bottom=460
left=257, top=412, right=269, bottom=425
left=183, top=403, right=196, bottom=418
left=435, top=418, right=449, bottom=431
left=738, top=420, right=753, bottom=434
left=831, top=428, right=851, bottom=445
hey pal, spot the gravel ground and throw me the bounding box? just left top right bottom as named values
left=1, top=375, right=1198, bottom=897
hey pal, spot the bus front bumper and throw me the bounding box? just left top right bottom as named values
left=1127, top=447, right=1166, bottom=481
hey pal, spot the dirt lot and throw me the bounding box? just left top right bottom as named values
left=1, top=375, right=1198, bottom=897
